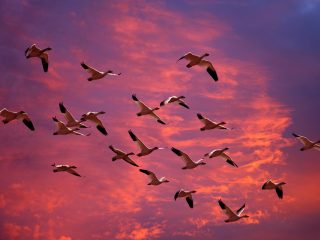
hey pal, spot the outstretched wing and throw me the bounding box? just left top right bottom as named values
left=186, top=196, right=194, bottom=208
left=236, top=203, right=246, bottom=216
left=67, top=168, right=81, bottom=177
left=81, top=62, right=100, bottom=75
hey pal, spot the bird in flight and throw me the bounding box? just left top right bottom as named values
left=292, top=133, right=320, bottom=151
left=262, top=179, right=286, bottom=199
left=80, top=111, right=107, bottom=136
left=139, top=169, right=169, bottom=185
left=81, top=62, right=121, bottom=81
left=25, top=43, right=52, bottom=72
left=51, top=164, right=82, bottom=177
left=197, top=113, right=231, bottom=131
left=59, top=102, right=88, bottom=129
left=132, top=94, right=166, bottom=125
left=204, top=147, right=238, bottom=167
left=177, top=52, right=218, bottom=81
left=160, top=96, right=190, bottom=109
left=171, top=147, right=206, bottom=169
left=174, top=189, right=196, bottom=208
left=0, top=108, right=35, bottom=131
left=109, top=145, right=138, bottom=167
left=218, top=199, right=249, bottom=223
left=52, top=117, right=89, bottom=136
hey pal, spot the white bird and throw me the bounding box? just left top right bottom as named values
left=0, top=108, right=35, bottom=131
left=204, top=147, right=238, bottom=168
left=80, top=111, right=107, bottom=136
left=139, top=169, right=169, bottom=185
left=292, top=133, right=320, bottom=151
left=171, top=147, right=206, bottom=169
left=128, top=130, right=164, bottom=157
left=51, top=163, right=81, bottom=177
left=109, top=145, right=138, bottom=167
left=52, top=117, right=89, bottom=136
left=59, top=102, right=88, bottom=128
left=218, top=199, right=249, bottom=223
left=160, top=96, right=190, bottom=109
left=25, top=44, right=52, bottom=72
left=132, top=94, right=166, bottom=125
left=262, top=179, right=286, bottom=199
left=197, top=113, right=230, bottom=131
left=177, top=52, right=218, bottom=81
left=174, top=189, right=196, bottom=208
left=81, top=62, right=121, bottom=81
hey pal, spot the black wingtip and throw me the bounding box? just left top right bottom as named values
left=171, top=147, right=182, bottom=156
left=139, top=169, right=150, bottom=175
left=197, top=113, right=203, bottom=119
left=160, top=101, right=165, bottom=106
left=292, top=133, right=299, bottom=137
left=207, top=67, right=218, bottom=81
left=174, top=190, right=180, bottom=200
left=81, top=62, right=88, bottom=69
left=132, top=94, right=138, bottom=101
left=23, top=119, right=35, bottom=131
left=97, top=125, right=108, bottom=136
left=59, top=102, right=66, bottom=113
left=157, top=120, right=166, bottom=125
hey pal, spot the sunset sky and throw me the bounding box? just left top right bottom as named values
left=1, top=0, right=320, bottom=239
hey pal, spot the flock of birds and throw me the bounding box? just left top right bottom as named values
left=1, top=43, right=319, bottom=223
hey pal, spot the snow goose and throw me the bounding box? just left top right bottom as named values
left=171, top=147, right=206, bottom=169
left=174, top=189, right=196, bottom=208
left=80, top=111, right=107, bottom=136
left=197, top=113, right=230, bottom=131
left=109, top=145, right=138, bottom=167
left=0, top=108, right=35, bottom=131
left=177, top=52, right=218, bottom=81
left=262, top=179, right=286, bottom=199
left=25, top=44, right=52, bottom=72
left=139, top=169, right=169, bottom=185
left=132, top=94, right=166, bottom=125
left=81, top=62, right=121, bottom=81
left=51, top=163, right=81, bottom=177
left=218, top=199, right=249, bottom=223
left=292, top=133, right=320, bottom=151
left=128, top=130, right=164, bottom=157
left=160, top=96, right=190, bottom=109
left=59, top=102, right=88, bottom=128
left=204, top=148, right=238, bottom=167
left=52, top=117, right=89, bottom=136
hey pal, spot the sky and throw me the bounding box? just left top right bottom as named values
left=0, top=0, right=320, bottom=239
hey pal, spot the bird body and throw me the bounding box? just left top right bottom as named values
left=52, top=117, right=89, bottom=136
left=171, top=147, right=206, bottom=169
left=177, top=52, right=218, bottom=81
left=139, top=169, right=169, bottom=185
left=218, top=199, right=249, bottom=223
left=160, top=96, right=190, bottom=109
left=0, top=108, right=35, bottom=131
left=292, top=133, right=320, bottom=151
left=262, top=179, right=286, bottom=199
left=132, top=94, right=166, bottom=124
left=25, top=44, right=52, bottom=72
left=197, top=113, right=230, bottom=131
left=81, top=111, right=107, bottom=136
left=81, top=62, right=121, bottom=81
left=128, top=130, right=164, bottom=157
left=51, top=164, right=81, bottom=177
left=174, top=189, right=196, bottom=208
left=109, top=145, right=138, bottom=167
left=204, top=148, right=238, bottom=167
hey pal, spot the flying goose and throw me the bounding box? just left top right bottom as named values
left=160, top=96, right=190, bottom=109
left=128, top=130, right=164, bottom=157
left=204, top=148, right=238, bottom=167
left=197, top=113, right=230, bottom=131
left=262, top=179, right=286, bottom=199
left=81, top=62, right=121, bottom=81
left=177, top=52, right=218, bottom=81
left=218, top=199, right=249, bottom=223
left=292, top=133, right=320, bottom=151
left=0, top=108, right=35, bottom=131
left=52, top=117, right=89, bottom=136
left=80, top=111, right=107, bottom=136
left=174, top=189, right=196, bottom=208
left=171, top=147, right=206, bottom=169
left=51, top=163, right=81, bottom=177
left=59, top=102, right=88, bottom=128
left=132, top=94, right=166, bottom=125
left=25, top=44, right=52, bottom=72
left=109, top=145, right=138, bottom=167
left=139, top=169, right=169, bottom=185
